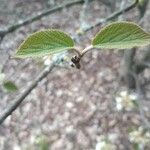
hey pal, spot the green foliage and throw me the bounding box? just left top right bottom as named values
left=3, top=81, right=18, bottom=92
left=133, top=143, right=140, bottom=150
left=35, top=135, right=49, bottom=150
left=0, top=72, right=18, bottom=93
left=92, top=22, right=150, bottom=49
left=15, top=29, right=74, bottom=58
left=15, top=22, right=150, bottom=62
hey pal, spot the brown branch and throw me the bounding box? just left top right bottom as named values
left=84, top=0, right=139, bottom=32
left=0, top=0, right=139, bottom=125
left=0, top=0, right=86, bottom=40
left=0, top=55, right=62, bottom=124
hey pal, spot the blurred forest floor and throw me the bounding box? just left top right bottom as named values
left=0, top=0, right=150, bottom=149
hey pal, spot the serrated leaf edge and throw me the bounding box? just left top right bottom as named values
left=15, top=29, right=74, bottom=58
left=92, top=21, right=150, bottom=49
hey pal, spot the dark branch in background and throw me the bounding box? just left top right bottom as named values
left=0, top=0, right=138, bottom=40
left=0, top=0, right=139, bottom=124
left=122, top=48, right=137, bottom=89
left=119, top=0, right=150, bottom=130
left=84, top=0, right=139, bottom=32
left=0, top=55, right=63, bottom=124
left=0, top=0, right=86, bottom=41
left=121, top=0, right=149, bottom=90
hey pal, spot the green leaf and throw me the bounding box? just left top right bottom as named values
left=36, top=135, right=49, bottom=150
left=3, top=81, right=18, bottom=92
left=92, top=22, right=150, bottom=49
left=15, top=29, right=74, bottom=58
left=133, top=143, right=140, bottom=150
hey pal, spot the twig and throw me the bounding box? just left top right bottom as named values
left=81, top=45, right=93, bottom=56
left=0, top=0, right=139, bottom=125
left=0, top=54, right=63, bottom=124
left=0, top=0, right=85, bottom=40
left=84, top=0, right=139, bottom=32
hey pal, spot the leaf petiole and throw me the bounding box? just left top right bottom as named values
left=81, top=45, right=93, bottom=57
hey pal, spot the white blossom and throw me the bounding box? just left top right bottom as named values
left=115, top=90, right=137, bottom=111
left=95, top=135, right=117, bottom=150
left=129, top=127, right=150, bottom=145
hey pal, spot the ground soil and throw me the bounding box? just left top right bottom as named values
left=0, top=0, right=150, bottom=149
